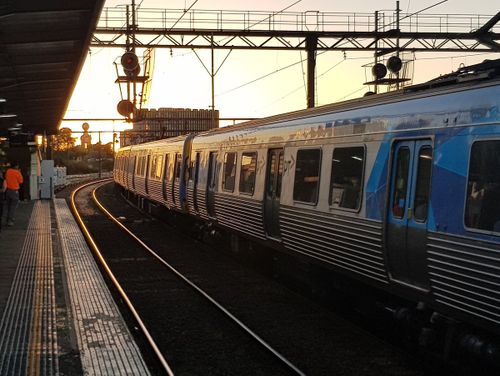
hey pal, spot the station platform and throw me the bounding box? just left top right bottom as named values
left=0, top=199, right=151, bottom=375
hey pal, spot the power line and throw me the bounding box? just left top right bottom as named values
left=243, top=0, right=302, bottom=30
left=256, top=56, right=346, bottom=111
left=217, top=55, right=308, bottom=96
left=170, top=0, right=302, bottom=60
left=336, top=86, right=366, bottom=101
left=217, top=49, right=334, bottom=97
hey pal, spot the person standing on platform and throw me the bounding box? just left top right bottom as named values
left=0, top=169, right=6, bottom=232
left=5, top=162, right=23, bottom=226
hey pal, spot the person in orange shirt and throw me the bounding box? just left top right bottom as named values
left=5, top=162, right=23, bottom=226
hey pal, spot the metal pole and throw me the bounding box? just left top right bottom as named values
left=306, top=34, right=317, bottom=108
left=132, top=0, right=137, bottom=114
left=211, top=35, right=215, bottom=128
left=396, top=1, right=401, bottom=90
left=126, top=5, right=131, bottom=114
left=374, top=11, right=379, bottom=94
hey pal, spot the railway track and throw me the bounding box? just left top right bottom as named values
left=70, top=179, right=439, bottom=376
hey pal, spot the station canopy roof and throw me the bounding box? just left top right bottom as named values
left=0, top=0, right=105, bottom=136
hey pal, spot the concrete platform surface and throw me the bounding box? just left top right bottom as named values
left=0, top=199, right=151, bottom=375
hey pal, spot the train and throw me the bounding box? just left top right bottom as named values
left=114, top=59, right=500, bottom=364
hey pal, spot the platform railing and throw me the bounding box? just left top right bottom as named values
left=97, top=8, right=498, bottom=34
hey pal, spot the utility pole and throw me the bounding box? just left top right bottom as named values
left=211, top=35, right=215, bottom=128
left=306, top=34, right=318, bottom=108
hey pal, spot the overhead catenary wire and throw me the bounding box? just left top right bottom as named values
left=217, top=5, right=446, bottom=101
left=217, top=57, right=307, bottom=96
left=337, top=86, right=370, bottom=101
left=255, top=56, right=347, bottom=112
left=243, top=0, right=302, bottom=31
left=217, top=49, right=330, bottom=97
left=168, top=0, right=199, bottom=30
left=168, top=0, right=304, bottom=73
left=299, top=50, right=307, bottom=98
left=168, top=0, right=302, bottom=60
left=331, top=0, right=449, bottom=54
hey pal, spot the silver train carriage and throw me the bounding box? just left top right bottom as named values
left=114, top=60, right=500, bottom=339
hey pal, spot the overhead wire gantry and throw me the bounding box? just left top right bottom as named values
left=91, top=5, right=500, bottom=109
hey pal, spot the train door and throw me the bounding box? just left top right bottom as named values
left=131, top=155, right=137, bottom=190
left=386, top=140, right=433, bottom=290
left=193, top=152, right=201, bottom=212
left=206, top=152, right=218, bottom=217
left=145, top=154, right=150, bottom=195
left=162, top=153, right=170, bottom=204
left=264, top=148, right=284, bottom=239
left=172, top=153, right=181, bottom=206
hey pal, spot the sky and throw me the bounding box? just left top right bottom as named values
left=62, top=0, right=500, bottom=144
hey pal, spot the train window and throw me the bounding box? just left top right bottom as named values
left=156, top=155, right=163, bottom=179
left=149, top=155, right=157, bottom=179
left=162, top=154, right=170, bottom=200
left=330, top=147, right=365, bottom=210
left=135, top=156, right=140, bottom=175
left=208, top=152, right=219, bottom=191
left=293, top=149, right=321, bottom=204
left=193, top=152, right=200, bottom=183
left=163, top=154, right=170, bottom=181
left=239, top=152, right=257, bottom=195
left=136, top=155, right=144, bottom=176
left=413, top=146, right=432, bottom=222
left=223, top=152, right=237, bottom=192
left=130, top=156, right=135, bottom=174
left=276, top=152, right=284, bottom=199
left=391, top=147, right=410, bottom=218
left=465, top=140, right=500, bottom=233
left=149, top=155, right=163, bottom=180
left=141, top=155, right=147, bottom=177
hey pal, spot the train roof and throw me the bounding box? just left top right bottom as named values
left=119, top=58, right=500, bottom=152
left=117, top=134, right=189, bottom=153
left=188, top=58, right=500, bottom=144
left=200, top=58, right=500, bottom=136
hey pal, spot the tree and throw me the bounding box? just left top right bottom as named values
left=52, top=127, right=76, bottom=151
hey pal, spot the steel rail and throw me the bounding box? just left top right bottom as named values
left=70, top=179, right=175, bottom=376
left=91, top=181, right=306, bottom=376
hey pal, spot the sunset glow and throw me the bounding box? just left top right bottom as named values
left=62, top=0, right=500, bottom=145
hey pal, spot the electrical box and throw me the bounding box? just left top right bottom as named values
left=39, top=160, right=55, bottom=199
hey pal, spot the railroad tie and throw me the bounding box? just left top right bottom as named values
left=0, top=201, right=59, bottom=376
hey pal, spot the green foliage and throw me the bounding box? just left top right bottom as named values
left=53, top=141, right=115, bottom=174
left=52, top=127, right=76, bottom=151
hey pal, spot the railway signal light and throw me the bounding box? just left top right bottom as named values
left=121, top=52, right=140, bottom=77
left=387, top=56, right=402, bottom=73
left=372, top=63, right=387, bottom=80
left=117, top=99, right=135, bottom=117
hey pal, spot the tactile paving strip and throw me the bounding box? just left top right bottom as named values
left=54, top=198, right=151, bottom=375
left=0, top=200, right=58, bottom=376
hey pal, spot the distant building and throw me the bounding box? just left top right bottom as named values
left=121, top=107, right=219, bottom=146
